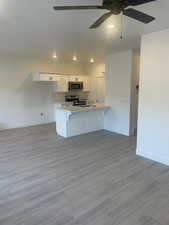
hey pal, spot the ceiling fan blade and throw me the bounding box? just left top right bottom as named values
left=125, top=0, right=156, bottom=7
left=53, top=6, right=105, bottom=10
left=90, top=12, right=112, bottom=29
left=123, top=8, right=155, bottom=23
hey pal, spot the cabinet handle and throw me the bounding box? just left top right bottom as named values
left=49, top=77, right=53, bottom=81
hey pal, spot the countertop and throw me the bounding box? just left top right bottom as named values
left=56, top=104, right=109, bottom=113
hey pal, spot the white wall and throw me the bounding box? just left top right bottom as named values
left=104, top=50, right=132, bottom=136
left=137, top=29, right=169, bottom=166
left=0, top=56, right=85, bottom=130
left=104, top=50, right=139, bottom=136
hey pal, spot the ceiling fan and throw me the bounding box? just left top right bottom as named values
left=53, top=0, right=156, bottom=29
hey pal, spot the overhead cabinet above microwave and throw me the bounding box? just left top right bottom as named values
left=31, top=72, right=90, bottom=92
left=32, top=72, right=62, bottom=82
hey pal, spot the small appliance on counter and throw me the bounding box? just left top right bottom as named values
left=65, top=95, right=79, bottom=103
left=65, top=95, right=88, bottom=106
left=73, top=99, right=87, bottom=106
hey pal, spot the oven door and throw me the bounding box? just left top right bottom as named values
left=69, top=82, right=83, bottom=91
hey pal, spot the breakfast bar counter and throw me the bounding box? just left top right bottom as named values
left=55, top=104, right=109, bottom=137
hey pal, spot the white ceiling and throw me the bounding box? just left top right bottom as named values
left=0, top=0, right=169, bottom=62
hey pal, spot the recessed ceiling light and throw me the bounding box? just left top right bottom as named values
left=90, top=58, right=94, bottom=63
left=73, top=56, right=77, bottom=61
left=107, top=24, right=115, bottom=29
left=53, top=54, right=57, bottom=59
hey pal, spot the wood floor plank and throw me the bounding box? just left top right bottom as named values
left=0, top=124, right=169, bottom=225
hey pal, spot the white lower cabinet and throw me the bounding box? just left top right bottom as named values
left=55, top=105, right=108, bottom=137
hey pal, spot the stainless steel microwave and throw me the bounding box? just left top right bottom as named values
left=68, top=82, right=83, bottom=92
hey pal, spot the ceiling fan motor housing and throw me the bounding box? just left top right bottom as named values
left=103, top=0, right=123, bottom=14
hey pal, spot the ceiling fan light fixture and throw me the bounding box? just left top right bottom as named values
left=53, top=0, right=156, bottom=29
left=107, top=24, right=115, bottom=29
left=53, top=54, right=57, bottom=59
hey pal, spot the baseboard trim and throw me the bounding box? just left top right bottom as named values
left=137, top=149, right=169, bottom=166
left=104, top=128, right=130, bottom=137
left=0, top=121, right=55, bottom=132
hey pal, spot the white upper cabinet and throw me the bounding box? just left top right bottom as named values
left=69, top=76, right=82, bottom=82
left=82, top=76, right=90, bottom=92
left=32, top=72, right=90, bottom=93
left=95, top=76, right=105, bottom=103
left=53, top=76, right=68, bottom=93
left=32, top=72, right=60, bottom=82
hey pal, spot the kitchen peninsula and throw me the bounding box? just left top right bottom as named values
left=55, top=104, right=109, bottom=137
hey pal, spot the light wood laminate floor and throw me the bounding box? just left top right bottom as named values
left=0, top=124, right=169, bottom=225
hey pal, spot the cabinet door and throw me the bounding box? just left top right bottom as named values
left=53, top=76, right=68, bottom=92
left=58, top=76, right=68, bottom=92
left=32, top=73, right=61, bottom=82
left=95, top=77, right=105, bottom=103
left=82, top=76, right=90, bottom=92
left=39, top=74, right=59, bottom=81
left=39, top=74, right=51, bottom=81
left=69, top=76, right=82, bottom=82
